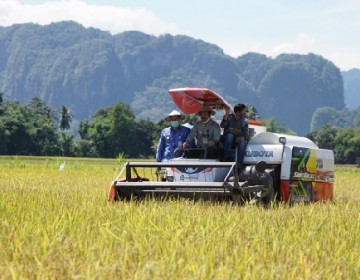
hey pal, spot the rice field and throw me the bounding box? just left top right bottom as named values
left=0, top=156, right=359, bottom=279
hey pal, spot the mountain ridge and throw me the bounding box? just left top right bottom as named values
left=0, top=21, right=356, bottom=135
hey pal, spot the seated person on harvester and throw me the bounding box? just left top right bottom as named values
left=182, top=107, right=221, bottom=159
left=220, top=104, right=249, bottom=168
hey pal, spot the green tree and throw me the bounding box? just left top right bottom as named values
left=247, top=105, right=259, bottom=120
left=88, top=103, right=136, bottom=158
left=59, top=132, right=75, bottom=156
left=28, top=98, right=59, bottom=155
left=1, top=102, right=33, bottom=155
left=0, top=119, right=7, bottom=154
left=29, top=98, right=54, bottom=119
left=0, top=93, right=5, bottom=153
left=73, top=139, right=95, bottom=157
left=309, top=124, right=360, bottom=164
left=78, top=120, right=90, bottom=139
left=333, top=128, right=355, bottom=164
left=88, top=109, right=111, bottom=157
left=0, top=98, right=60, bottom=156
left=132, top=119, right=158, bottom=157
left=313, top=125, right=338, bottom=150
left=109, top=102, right=137, bottom=157
left=59, top=105, right=72, bottom=130
left=352, top=105, right=360, bottom=127
left=305, top=131, right=317, bottom=144
left=262, top=117, right=296, bottom=134
left=87, top=102, right=159, bottom=158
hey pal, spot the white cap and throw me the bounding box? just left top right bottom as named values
left=165, top=110, right=182, bottom=121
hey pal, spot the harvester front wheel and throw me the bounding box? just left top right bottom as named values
left=259, top=172, right=275, bottom=206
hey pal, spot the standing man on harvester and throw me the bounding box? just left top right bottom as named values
left=221, top=104, right=249, bottom=169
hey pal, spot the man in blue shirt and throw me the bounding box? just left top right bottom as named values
left=156, top=110, right=191, bottom=162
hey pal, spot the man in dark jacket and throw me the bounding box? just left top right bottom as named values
left=220, top=104, right=249, bottom=166
left=182, top=106, right=221, bottom=159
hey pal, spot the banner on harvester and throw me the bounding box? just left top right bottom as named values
left=290, top=147, right=334, bottom=183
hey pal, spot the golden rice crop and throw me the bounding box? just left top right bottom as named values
left=0, top=157, right=359, bottom=279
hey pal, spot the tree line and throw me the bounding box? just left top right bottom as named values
left=307, top=125, right=360, bottom=164
left=1, top=93, right=359, bottom=164
left=0, top=93, right=159, bottom=158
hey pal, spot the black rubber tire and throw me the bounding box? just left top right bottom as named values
left=260, top=172, right=275, bottom=206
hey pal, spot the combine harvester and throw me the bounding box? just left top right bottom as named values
left=108, top=88, right=334, bottom=205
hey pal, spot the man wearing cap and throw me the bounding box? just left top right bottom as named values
left=182, top=106, right=221, bottom=158
left=220, top=103, right=249, bottom=167
left=156, top=110, right=191, bottom=162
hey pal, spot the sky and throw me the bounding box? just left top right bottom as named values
left=1, top=0, right=360, bottom=71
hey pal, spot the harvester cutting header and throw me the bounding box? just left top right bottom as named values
left=108, top=88, right=334, bottom=205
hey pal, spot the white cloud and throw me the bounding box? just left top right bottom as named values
left=271, top=33, right=316, bottom=56
left=0, top=0, right=178, bottom=35
left=218, top=34, right=316, bottom=60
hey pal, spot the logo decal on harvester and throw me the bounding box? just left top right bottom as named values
left=246, top=151, right=274, bottom=157
left=185, top=167, right=198, bottom=173
left=176, top=166, right=208, bottom=174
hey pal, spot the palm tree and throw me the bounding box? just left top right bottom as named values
left=59, top=105, right=72, bottom=130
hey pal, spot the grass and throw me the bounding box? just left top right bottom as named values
left=0, top=156, right=359, bottom=279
